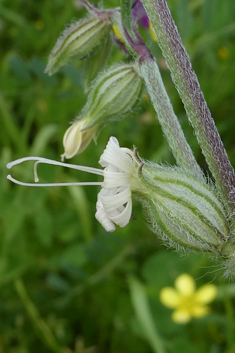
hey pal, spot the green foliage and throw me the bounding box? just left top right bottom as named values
left=1, top=0, right=235, bottom=352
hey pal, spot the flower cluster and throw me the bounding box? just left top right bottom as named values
left=6, top=0, right=235, bottom=279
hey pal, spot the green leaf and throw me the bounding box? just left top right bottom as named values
left=29, top=124, right=58, bottom=156
left=35, top=209, right=53, bottom=247
left=60, top=244, right=88, bottom=267
left=28, top=58, right=57, bottom=86
left=67, top=184, right=92, bottom=244
left=128, top=276, right=166, bottom=353
left=46, top=274, right=71, bottom=292
left=8, top=55, right=31, bottom=82
left=141, top=251, right=210, bottom=288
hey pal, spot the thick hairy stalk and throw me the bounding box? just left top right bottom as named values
left=139, top=58, right=203, bottom=180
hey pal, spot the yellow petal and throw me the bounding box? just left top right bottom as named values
left=172, top=310, right=191, bottom=324
left=195, top=284, right=217, bottom=304
left=160, top=287, right=180, bottom=308
left=175, top=274, right=195, bottom=296
left=191, top=305, right=209, bottom=318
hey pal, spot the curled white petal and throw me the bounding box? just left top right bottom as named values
left=103, top=171, right=130, bottom=188
left=99, top=136, right=134, bottom=173
left=95, top=188, right=117, bottom=232
left=101, top=186, right=131, bottom=211
left=95, top=206, right=116, bottom=233
left=95, top=186, right=132, bottom=231
left=110, top=198, right=132, bottom=228
left=94, top=137, right=140, bottom=232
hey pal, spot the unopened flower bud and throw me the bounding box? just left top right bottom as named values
left=85, top=63, right=144, bottom=120
left=62, top=119, right=98, bottom=160
left=45, top=15, right=112, bottom=75
left=62, top=63, right=144, bottom=158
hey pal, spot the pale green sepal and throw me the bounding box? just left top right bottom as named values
left=137, top=163, right=229, bottom=253
left=62, top=64, right=144, bottom=158
left=45, top=16, right=112, bottom=75
left=82, top=63, right=144, bottom=124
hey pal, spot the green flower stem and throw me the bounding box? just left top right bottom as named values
left=129, top=276, right=166, bottom=353
left=141, top=0, right=235, bottom=213
left=15, top=279, right=66, bottom=353
left=139, top=57, right=203, bottom=180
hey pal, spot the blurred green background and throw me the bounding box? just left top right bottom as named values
left=1, top=0, right=235, bottom=352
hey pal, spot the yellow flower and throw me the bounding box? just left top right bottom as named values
left=160, top=274, right=217, bottom=324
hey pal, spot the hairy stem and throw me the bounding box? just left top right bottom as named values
left=122, top=19, right=202, bottom=179
left=141, top=0, right=235, bottom=214
left=139, top=57, right=203, bottom=180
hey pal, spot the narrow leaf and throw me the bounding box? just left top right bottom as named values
left=129, top=276, right=166, bottom=353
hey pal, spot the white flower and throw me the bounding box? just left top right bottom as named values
left=7, top=137, right=141, bottom=232
left=7, top=137, right=234, bottom=278
left=95, top=136, right=138, bottom=232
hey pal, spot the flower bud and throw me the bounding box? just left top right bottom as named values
left=85, top=63, right=144, bottom=121
left=62, top=63, right=144, bottom=158
left=45, top=15, right=112, bottom=75
left=138, top=163, right=229, bottom=252
left=62, top=119, right=98, bottom=160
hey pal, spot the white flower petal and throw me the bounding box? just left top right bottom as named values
left=101, top=186, right=131, bottom=211
left=95, top=193, right=116, bottom=232
left=109, top=199, right=132, bottom=227
left=95, top=208, right=116, bottom=232
left=104, top=163, right=119, bottom=173
left=99, top=137, right=134, bottom=173
left=94, top=137, right=140, bottom=231
left=103, top=171, right=131, bottom=188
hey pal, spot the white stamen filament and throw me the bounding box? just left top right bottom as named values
left=7, top=156, right=103, bottom=187
left=7, top=175, right=102, bottom=187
